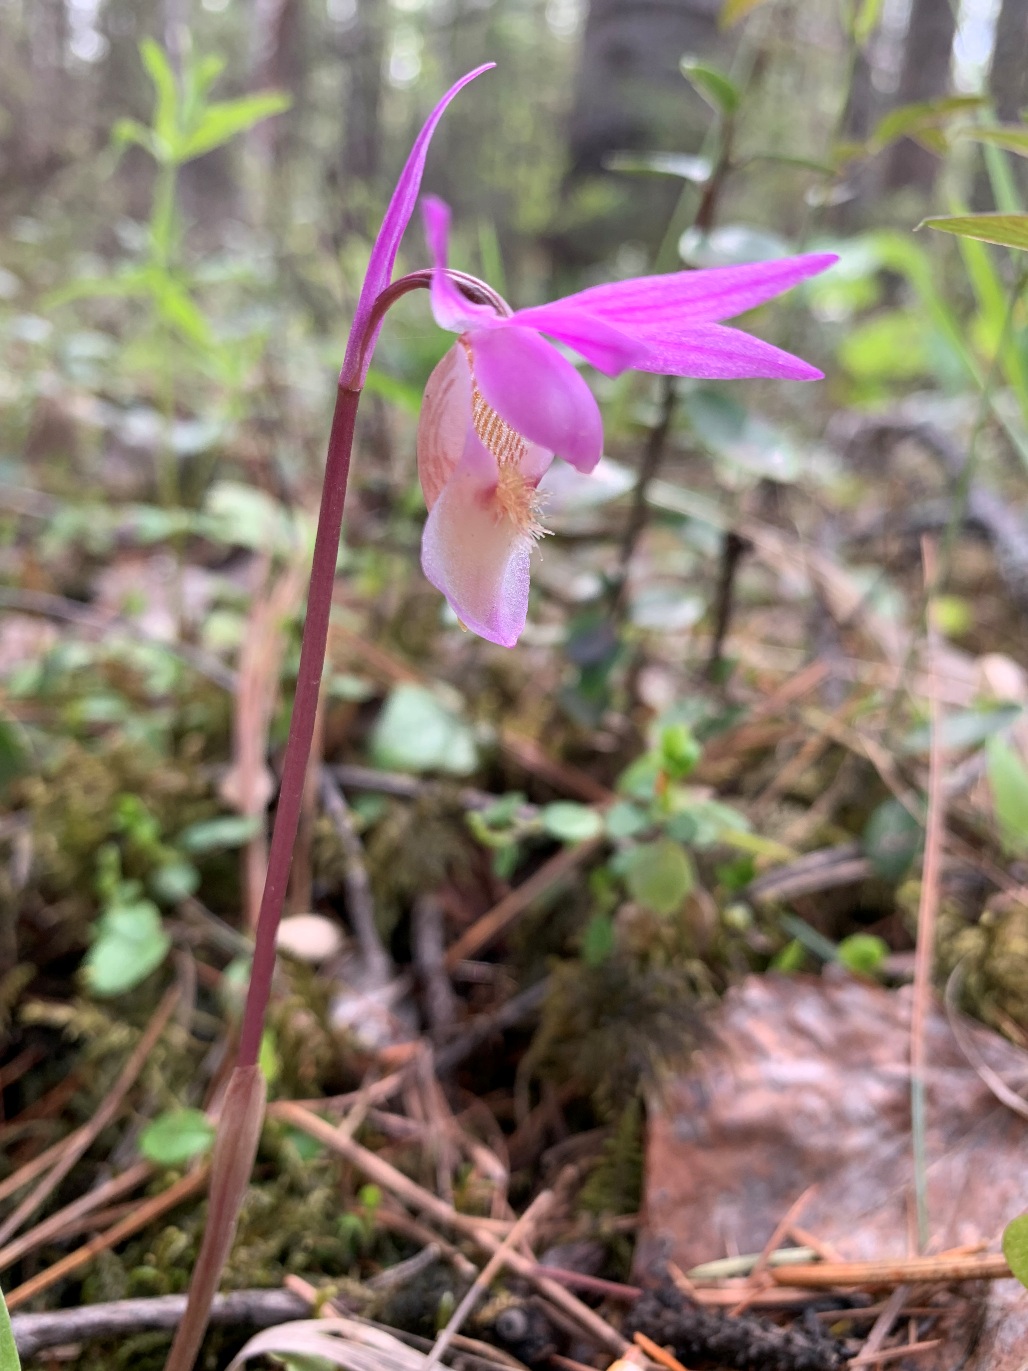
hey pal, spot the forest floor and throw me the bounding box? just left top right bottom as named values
left=4, top=362, right=1028, bottom=1371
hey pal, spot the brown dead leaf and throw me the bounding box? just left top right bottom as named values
left=636, top=972, right=1028, bottom=1370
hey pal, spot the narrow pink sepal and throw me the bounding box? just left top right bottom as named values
left=510, top=301, right=644, bottom=377
left=469, top=324, right=604, bottom=472
left=339, top=65, right=494, bottom=388
left=630, top=322, right=825, bottom=380
left=423, top=195, right=499, bottom=332
left=546, top=253, right=838, bottom=329
left=420, top=429, right=533, bottom=648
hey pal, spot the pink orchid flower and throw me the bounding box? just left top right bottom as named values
left=343, top=65, right=836, bottom=647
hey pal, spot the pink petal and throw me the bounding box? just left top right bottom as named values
left=420, top=430, right=533, bottom=648
left=627, top=322, right=824, bottom=380
left=423, top=195, right=499, bottom=333
left=469, top=324, right=604, bottom=472
left=543, top=254, right=838, bottom=329
left=339, top=65, right=494, bottom=388
left=417, top=341, right=473, bottom=509
left=510, top=301, right=643, bottom=376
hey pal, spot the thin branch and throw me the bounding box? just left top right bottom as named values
left=11, top=1290, right=309, bottom=1358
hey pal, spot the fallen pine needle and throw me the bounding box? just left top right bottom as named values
left=633, top=1330, right=690, bottom=1371
left=771, top=1252, right=1010, bottom=1288
left=5, top=1165, right=209, bottom=1311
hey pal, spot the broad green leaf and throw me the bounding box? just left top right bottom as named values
left=679, top=56, right=740, bottom=116
left=179, top=92, right=291, bottom=161
left=178, top=814, right=262, bottom=854
left=959, top=126, right=1028, bottom=159
left=720, top=0, right=769, bottom=27
left=606, top=151, right=712, bottom=183
left=918, top=214, right=1028, bottom=252
left=863, top=799, right=923, bottom=882
left=371, top=684, right=478, bottom=776
left=139, top=1108, right=216, bottom=1166
left=1003, top=1213, right=1028, bottom=1289
left=836, top=933, right=888, bottom=976
left=84, top=900, right=171, bottom=997
left=871, top=96, right=984, bottom=151
left=140, top=39, right=180, bottom=155
left=540, top=802, right=604, bottom=844
left=986, top=736, right=1028, bottom=855
left=0, top=1280, right=19, bottom=1371
left=622, top=839, right=694, bottom=915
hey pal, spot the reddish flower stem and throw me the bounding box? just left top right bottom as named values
left=234, top=267, right=504, bottom=1069
left=236, top=380, right=360, bottom=1070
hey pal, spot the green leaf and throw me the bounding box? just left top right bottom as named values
left=918, top=213, right=1028, bottom=252
left=872, top=96, right=985, bottom=151
left=958, top=125, right=1028, bottom=159
left=836, top=933, right=889, bottom=977
left=863, top=798, right=923, bottom=882
left=139, top=1108, right=216, bottom=1166
left=150, top=860, right=201, bottom=904
left=112, top=117, right=159, bottom=159
left=0, top=1280, right=20, bottom=1371
left=622, top=839, right=694, bottom=915
left=660, top=724, right=701, bottom=780
left=371, top=684, right=478, bottom=776
left=987, top=736, right=1028, bottom=855
left=0, top=716, right=28, bottom=798
left=581, top=911, right=615, bottom=966
left=84, top=900, right=171, bottom=997
left=178, top=814, right=262, bottom=854
left=605, top=801, right=651, bottom=840
left=139, top=39, right=180, bottom=155
left=179, top=92, right=291, bottom=161
left=540, top=802, right=604, bottom=844
left=1003, top=1213, right=1028, bottom=1289
left=149, top=273, right=213, bottom=347
left=605, top=151, right=712, bottom=183
left=679, top=56, right=740, bottom=116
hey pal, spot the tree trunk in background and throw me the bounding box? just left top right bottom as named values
left=988, top=0, right=1028, bottom=121
left=343, top=0, right=386, bottom=183
left=567, top=0, right=724, bottom=178
left=558, top=0, right=728, bottom=266
left=883, top=0, right=956, bottom=194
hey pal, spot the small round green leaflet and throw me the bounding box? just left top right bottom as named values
left=1002, top=1213, right=1028, bottom=1289
left=863, top=798, right=923, bottom=882
left=0, top=1282, right=20, bottom=1371
left=540, top=802, right=604, bottom=844
left=370, top=683, right=478, bottom=776
left=140, top=1108, right=216, bottom=1166
left=836, top=933, right=888, bottom=977
left=623, top=839, right=695, bottom=916
left=84, top=900, right=171, bottom=996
